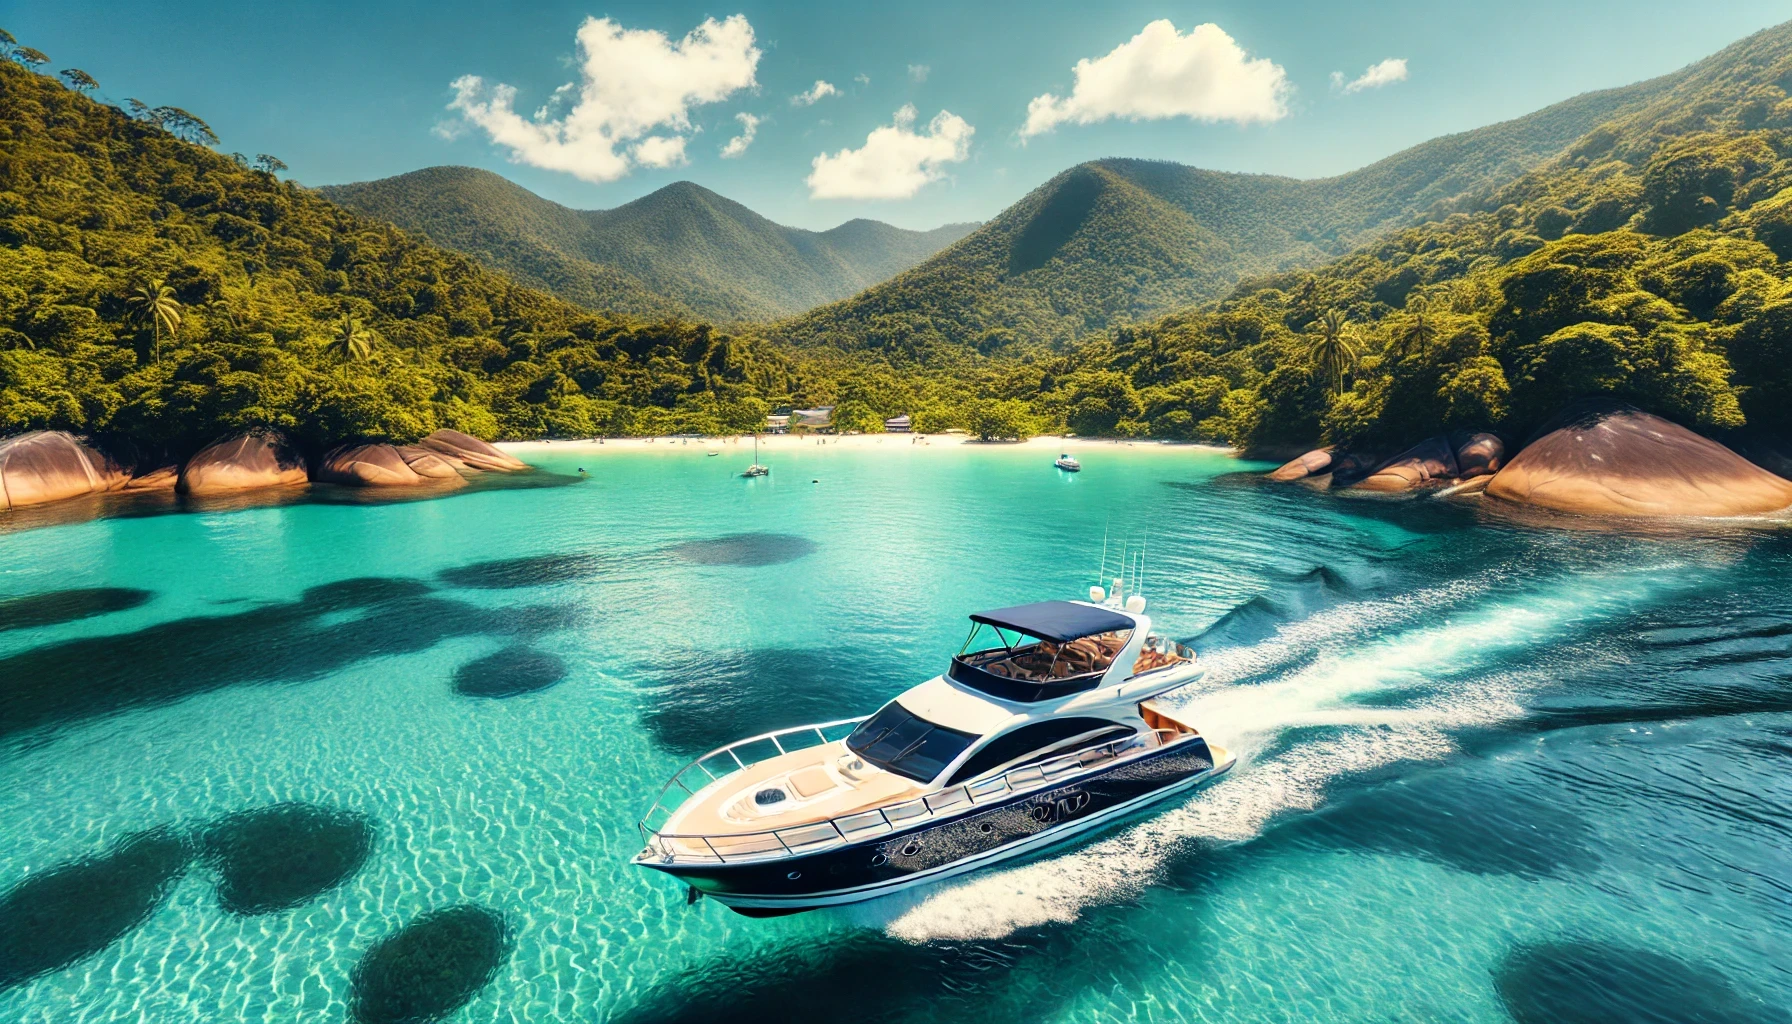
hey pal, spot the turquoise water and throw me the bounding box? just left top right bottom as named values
left=1, top=441, right=1789, bottom=1023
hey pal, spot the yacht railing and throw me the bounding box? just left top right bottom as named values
left=637, top=724, right=1190, bottom=865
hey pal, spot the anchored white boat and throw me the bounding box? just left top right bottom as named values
left=1055, top=453, right=1081, bottom=472
left=633, top=583, right=1231, bottom=916
left=742, top=433, right=769, bottom=478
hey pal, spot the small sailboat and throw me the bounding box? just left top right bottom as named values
left=742, top=434, right=769, bottom=478
left=1055, top=453, right=1081, bottom=472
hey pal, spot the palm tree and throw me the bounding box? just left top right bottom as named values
left=1306, top=310, right=1360, bottom=395
left=1390, top=306, right=1438, bottom=362
left=327, top=310, right=377, bottom=368
left=126, top=278, right=181, bottom=363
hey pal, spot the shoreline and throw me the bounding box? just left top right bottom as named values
left=496, top=434, right=1239, bottom=456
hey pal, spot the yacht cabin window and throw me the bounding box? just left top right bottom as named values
left=845, top=702, right=978, bottom=783
left=944, top=718, right=1136, bottom=787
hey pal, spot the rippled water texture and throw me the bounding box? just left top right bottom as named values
left=1, top=441, right=1788, bottom=1022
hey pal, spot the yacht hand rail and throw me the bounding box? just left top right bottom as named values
left=636, top=716, right=870, bottom=843
left=637, top=726, right=1191, bottom=864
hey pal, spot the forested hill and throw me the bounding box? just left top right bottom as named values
left=982, top=19, right=1792, bottom=456
left=0, top=62, right=799, bottom=457
left=323, top=168, right=977, bottom=323
left=763, top=61, right=1693, bottom=358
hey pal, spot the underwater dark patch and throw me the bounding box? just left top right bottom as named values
left=669, top=532, right=817, bottom=567
left=0, top=575, right=581, bottom=741
left=0, top=587, right=154, bottom=632
left=611, top=931, right=1002, bottom=1024
left=301, top=577, right=436, bottom=611
left=1270, top=769, right=1598, bottom=879
left=453, top=647, right=567, bottom=698
left=350, top=905, right=510, bottom=1024
left=636, top=647, right=898, bottom=754
left=1494, top=940, right=1785, bottom=1024
left=435, top=553, right=602, bottom=590
left=0, top=827, right=191, bottom=992
left=199, top=803, right=377, bottom=915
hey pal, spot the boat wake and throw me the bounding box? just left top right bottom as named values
left=852, top=557, right=1691, bottom=942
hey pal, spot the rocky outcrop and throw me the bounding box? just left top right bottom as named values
left=316, top=443, right=465, bottom=488
left=121, top=466, right=178, bottom=491
left=0, top=431, right=128, bottom=509
left=396, top=447, right=463, bottom=480
left=1351, top=436, right=1459, bottom=493
left=416, top=430, right=527, bottom=472
left=178, top=430, right=308, bottom=496
left=1455, top=433, right=1505, bottom=478
left=1486, top=405, right=1792, bottom=517
left=1268, top=449, right=1333, bottom=481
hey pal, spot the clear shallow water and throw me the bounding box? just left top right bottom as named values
left=0, top=441, right=1788, bottom=1023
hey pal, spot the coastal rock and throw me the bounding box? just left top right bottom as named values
left=1328, top=451, right=1385, bottom=488
left=1268, top=449, right=1333, bottom=481
left=0, top=431, right=128, bottom=509
left=317, top=444, right=463, bottom=488
left=178, top=430, right=308, bottom=496
left=396, top=446, right=464, bottom=480
left=1351, top=436, right=1459, bottom=493
left=1455, top=433, right=1505, bottom=478
left=1486, top=404, right=1792, bottom=517
left=121, top=466, right=178, bottom=491
left=416, top=429, right=527, bottom=473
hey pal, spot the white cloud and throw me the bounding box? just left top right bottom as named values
left=1021, top=21, right=1288, bottom=138
left=1335, top=57, right=1409, bottom=93
left=633, top=135, right=687, bottom=168
left=908, top=63, right=930, bottom=83
left=791, top=80, right=839, bottom=106
left=806, top=104, right=973, bottom=200
left=445, top=14, right=760, bottom=183
left=854, top=73, right=871, bottom=86
left=720, top=112, right=759, bottom=157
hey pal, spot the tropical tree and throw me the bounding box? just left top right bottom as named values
left=58, top=68, right=98, bottom=92
left=153, top=106, right=218, bottom=146
left=126, top=278, right=181, bottom=363
left=1305, top=309, right=1360, bottom=395
left=254, top=154, right=288, bottom=174
left=326, top=310, right=377, bottom=368
left=9, top=45, right=48, bottom=71
left=1389, top=302, right=1438, bottom=361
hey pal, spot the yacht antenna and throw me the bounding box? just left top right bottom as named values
left=1139, top=531, right=1149, bottom=596
left=1097, top=523, right=1109, bottom=590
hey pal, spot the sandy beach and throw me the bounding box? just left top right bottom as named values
left=497, top=434, right=1237, bottom=456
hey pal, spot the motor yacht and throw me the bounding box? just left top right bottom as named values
left=1055, top=453, right=1081, bottom=472
left=633, top=585, right=1232, bottom=916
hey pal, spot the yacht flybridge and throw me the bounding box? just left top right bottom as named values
left=633, top=584, right=1232, bottom=916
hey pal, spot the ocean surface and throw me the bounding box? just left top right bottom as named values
left=1, top=439, right=1788, bottom=1023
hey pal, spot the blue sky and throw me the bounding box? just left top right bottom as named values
left=7, top=1, right=1792, bottom=229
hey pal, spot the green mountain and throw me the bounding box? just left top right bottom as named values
left=766, top=67, right=1695, bottom=357
left=0, top=61, right=798, bottom=456
left=933, top=19, right=1792, bottom=454
left=322, top=168, right=977, bottom=323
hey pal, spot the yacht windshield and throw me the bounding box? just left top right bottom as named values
left=845, top=702, right=978, bottom=783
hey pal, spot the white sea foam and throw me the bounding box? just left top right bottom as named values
left=867, top=559, right=1685, bottom=942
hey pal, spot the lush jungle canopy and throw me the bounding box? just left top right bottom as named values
left=8, top=19, right=1792, bottom=461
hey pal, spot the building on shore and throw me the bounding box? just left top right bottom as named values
left=884, top=415, right=911, bottom=432
left=764, top=414, right=790, bottom=434
left=793, top=407, right=834, bottom=431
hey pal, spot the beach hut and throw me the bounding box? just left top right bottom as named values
left=765, top=414, right=790, bottom=434
left=884, top=415, right=912, bottom=432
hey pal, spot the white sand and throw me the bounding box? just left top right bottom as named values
left=497, top=434, right=1235, bottom=456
